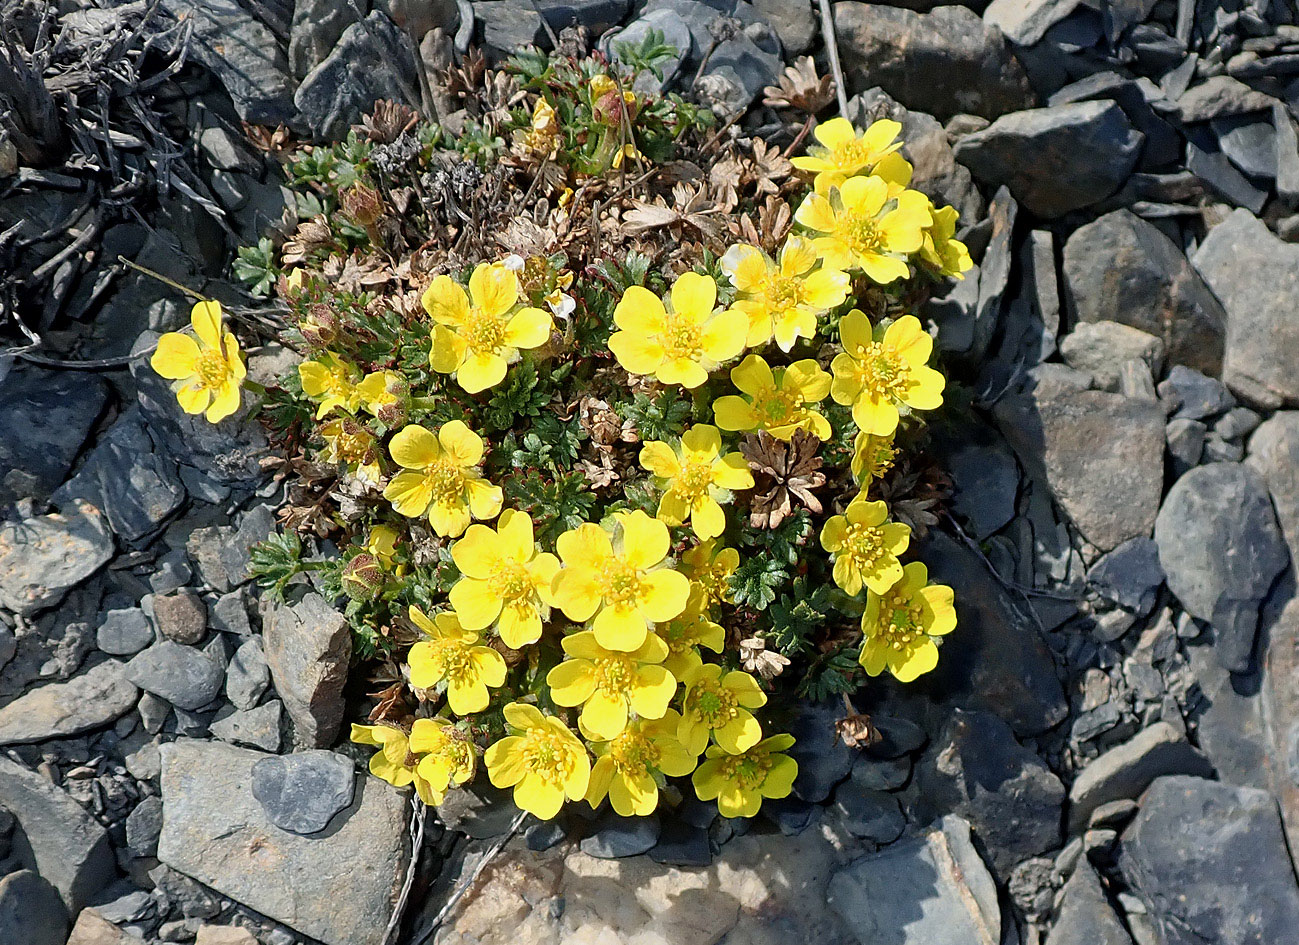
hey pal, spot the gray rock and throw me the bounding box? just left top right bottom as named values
left=126, top=796, right=164, bottom=858
left=158, top=740, right=408, bottom=945
left=938, top=424, right=1019, bottom=541
left=1045, top=862, right=1133, bottom=945
left=1087, top=538, right=1164, bottom=614
left=834, top=4, right=1034, bottom=121
left=828, top=815, right=1000, bottom=944
left=1062, top=209, right=1226, bottom=375
left=0, top=870, right=68, bottom=945
left=153, top=589, right=208, bottom=645
left=787, top=700, right=856, bottom=803
left=64, top=909, right=137, bottom=944
left=226, top=638, right=270, bottom=710
left=1121, top=776, right=1299, bottom=945
left=1212, top=112, right=1277, bottom=180
left=1194, top=209, right=1299, bottom=408
left=994, top=386, right=1165, bottom=552
left=433, top=781, right=518, bottom=838
left=477, top=0, right=630, bottom=59
left=251, top=750, right=356, bottom=835
left=1155, top=463, right=1288, bottom=672
left=261, top=593, right=350, bottom=748
left=580, top=812, right=660, bottom=858
left=834, top=789, right=905, bottom=843
left=288, top=0, right=357, bottom=79
left=209, top=701, right=282, bottom=752
left=1158, top=365, right=1235, bottom=420
left=1186, top=138, right=1268, bottom=214
left=1275, top=103, right=1299, bottom=209
left=0, top=660, right=138, bottom=744
left=1248, top=412, right=1299, bottom=555
left=917, top=531, right=1067, bottom=735
left=295, top=12, right=419, bottom=141
left=211, top=591, right=254, bottom=637
left=125, top=642, right=225, bottom=711
left=196, top=126, right=259, bottom=173
left=954, top=101, right=1144, bottom=218
left=693, top=31, right=782, bottom=120
left=1214, top=406, right=1261, bottom=442
left=1176, top=75, right=1277, bottom=122
left=1061, top=321, right=1165, bottom=392
left=138, top=691, right=170, bottom=734
left=750, top=0, right=814, bottom=56
left=647, top=819, right=710, bottom=866
left=602, top=9, right=692, bottom=92
left=1185, top=642, right=1268, bottom=791
left=1166, top=417, right=1206, bottom=474
left=0, top=367, right=107, bottom=505
left=159, top=0, right=296, bottom=125
left=0, top=500, right=114, bottom=616
left=917, top=709, right=1065, bottom=877
left=984, top=0, right=1083, bottom=46
left=849, top=752, right=911, bottom=792
left=93, top=888, right=154, bottom=924
left=1068, top=722, right=1213, bottom=833
left=186, top=505, right=276, bottom=593
left=0, top=756, right=116, bottom=912
left=150, top=550, right=192, bottom=594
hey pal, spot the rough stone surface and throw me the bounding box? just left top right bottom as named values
left=65, top=908, right=138, bottom=945
left=0, top=367, right=107, bottom=505
left=153, top=589, right=208, bottom=645
left=1155, top=463, right=1288, bottom=672
left=1194, top=209, right=1299, bottom=408
left=96, top=608, right=154, bottom=656
left=251, top=750, right=356, bottom=835
left=1248, top=412, right=1299, bottom=555
left=1060, top=320, right=1165, bottom=392
left=580, top=813, right=661, bottom=859
left=0, top=870, right=68, bottom=945
left=787, top=700, right=856, bottom=803
left=1068, top=722, right=1213, bottom=832
left=0, top=660, right=138, bottom=744
left=288, top=0, right=357, bottom=78
left=954, top=101, right=1143, bottom=217
left=0, top=757, right=116, bottom=912
left=0, top=500, right=114, bottom=616
left=225, top=637, right=271, bottom=710
left=1087, top=538, right=1164, bottom=615
left=1121, top=776, right=1299, bottom=945
left=158, top=740, right=407, bottom=945
left=209, top=700, right=282, bottom=752
left=995, top=386, right=1165, bottom=552
left=984, top=0, right=1083, bottom=46
left=834, top=4, right=1033, bottom=121
left=125, top=642, right=225, bottom=711
left=261, top=592, right=351, bottom=748
left=1045, top=862, right=1132, bottom=945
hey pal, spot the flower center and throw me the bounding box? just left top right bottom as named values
left=843, top=521, right=888, bottom=571
left=876, top=592, right=926, bottom=651
left=762, top=273, right=804, bottom=311
left=195, top=350, right=229, bottom=389
left=330, top=424, right=374, bottom=464
left=720, top=751, right=773, bottom=790
left=609, top=730, right=660, bottom=777
left=852, top=342, right=906, bottom=401
left=833, top=139, right=874, bottom=171
left=430, top=640, right=475, bottom=683
left=592, top=655, right=635, bottom=693
left=844, top=217, right=882, bottom=256
left=425, top=459, right=467, bottom=504
left=521, top=728, right=575, bottom=786
left=678, top=460, right=714, bottom=499
left=687, top=679, right=738, bottom=729
left=466, top=313, right=507, bottom=354
left=661, top=312, right=703, bottom=362
left=490, top=562, right=532, bottom=602
left=756, top=386, right=800, bottom=424
left=601, top=559, right=644, bottom=605
left=662, top=617, right=697, bottom=653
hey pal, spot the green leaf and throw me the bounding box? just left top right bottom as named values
left=247, top=530, right=305, bottom=602
left=232, top=237, right=277, bottom=297
left=728, top=554, right=788, bottom=610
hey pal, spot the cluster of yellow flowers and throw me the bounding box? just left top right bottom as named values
left=150, top=117, right=967, bottom=822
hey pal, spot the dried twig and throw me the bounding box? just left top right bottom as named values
left=815, top=0, right=850, bottom=116
left=382, top=796, right=428, bottom=945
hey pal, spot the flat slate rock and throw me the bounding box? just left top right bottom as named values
left=0, top=367, right=107, bottom=505
left=0, top=500, right=114, bottom=616
left=251, top=750, right=356, bottom=835
left=0, top=870, right=68, bottom=945
left=209, top=700, right=282, bottom=752
left=0, top=660, right=138, bottom=745
left=96, top=608, right=154, bottom=656
left=1247, top=411, right=1299, bottom=554
left=1044, top=862, right=1132, bottom=945
left=125, top=642, right=225, bottom=711
left=261, top=592, right=350, bottom=748
left=158, top=740, right=407, bottom=945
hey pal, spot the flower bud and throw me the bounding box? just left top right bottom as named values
left=299, top=304, right=338, bottom=347
left=343, top=183, right=385, bottom=227
left=342, top=553, right=385, bottom=602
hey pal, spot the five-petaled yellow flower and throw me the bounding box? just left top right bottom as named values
left=584, top=712, right=697, bottom=817
left=640, top=423, right=754, bottom=540
left=859, top=561, right=956, bottom=682
left=350, top=723, right=442, bottom=805
left=678, top=663, right=766, bottom=755
left=298, top=351, right=362, bottom=419
left=692, top=733, right=798, bottom=818
left=795, top=175, right=931, bottom=284
left=608, top=272, right=747, bottom=388
left=919, top=203, right=973, bottom=279
left=680, top=539, right=739, bottom=609
left=406, top=606, right=507, bottom=715
left=485, top=702, right=590, bottom=819
left=383, top=420, right=503, bottom=537
left=659, top=587, right=725, bottom=679
left=713, top=354, right=832, bottom=441
left=425, top=261, right=553, bottom=393
left=831, top=311, right=945, bottom=437
left=721, top=237, right=850, bottom=351
left=851, top=430, right=897, bottom=484
left=410, top=718, right=477, bottom=804
left=551, top=510, right=691, bottom=652
left=791, top=117, right=902, bottom=189
left=320, top=418, right=382, bottom=483
left=546, top=630, right=676, bottom=740
left=449, top=509, right=559, bottom=649
left=150, top=300, right=246, bottom=423
left=820, top=494, right=911, bottom=595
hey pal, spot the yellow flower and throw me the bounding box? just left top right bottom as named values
left=612, top=142, right=642, bottom=168
left=518, top=97, right=559, bottom=156
left=298, top=352, right=362, bottom=419
left=406, top=606, right=507, bottom=715
left=919, top=203, right=973, bottom=279
left=713, top=354, right=831, bottom=441
left=859, top=561, right=956, bottom=682
left=658, top=587, right=725, bottom=679
left=350, top=723, right=442, bottom=805
left=551, top=510, right=691, bottom=652
left=820, top=494, right=911, bottom=595
left=356, top=370, right=409, bottom=425
left=831, top=311, right=945, bottom=437
left=608, top=273, right=747, bottom=389
left=677, top=663, right=766, bottom=755
left=449, top=509, right=560, bottom=649
left=851, top=430, right=897, bottom=484
left=794, top=175, right=931, bottom=284
left=485, top=702, right=590, bottom=819
left=691, top=733, right=798, bottom=818
left=639, top=423, right=754, bottom=540
left=150, top=300, right=246, bottom=423
left=546, top=630, right=676, bottom=740
left=791, top=117, right=902, bottom=189
left=679, top=539, right=739, bottom=608
left=720, top=237, right=850, bottom=351
left=409, top=718, right=477, bottom=804
left=365, top=524, right=402, bottom=569
left=383, top=420, right=503, bottom=537
left=425, top=262, right=553, bottom=394
left=319, top=418, right=382, bottom=483
left=585, top=712, right=697, bottom=817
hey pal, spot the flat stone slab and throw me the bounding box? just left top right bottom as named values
left=0, top=660, right=137, bottom=744
left=0, top=500, right=113, bottom=615
left=158, top=740, right=407, bottom=945
left=251, top=750, right=355, bottom=835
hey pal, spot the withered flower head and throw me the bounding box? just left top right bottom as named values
left=740, top=429, right=826, bottom=529
left=342, top=183, right=385, bottom=227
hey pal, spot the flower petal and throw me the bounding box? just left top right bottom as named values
left=639, top=569, right=691, bottom=623
left=469, top=262, right=519, bottom=318
left=190, top=300, right=224, bottom=348
left=449, top=577, right=502, bottom=630
left=617, top=510, right=670, bottom=570
left=151, top=332, right=200, bottom=379
left=438, top=420, right=484, bottom=467
left=503, top=307, right=553, bottom=349
left=547, top=660, right=598, bottom=706
left=384, top=470, right=433, bottom=518
left=670, top=272, right=717, bottom=321
left=390, top=425, right=442, bottom=469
